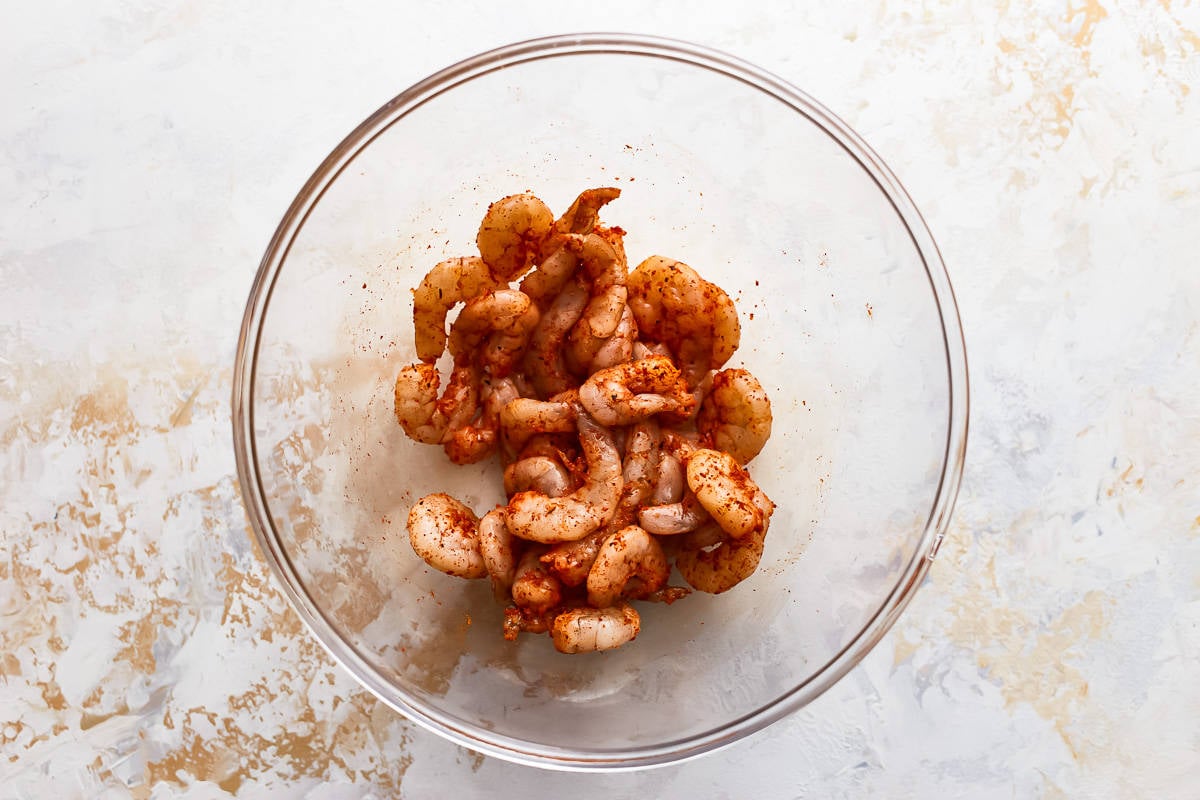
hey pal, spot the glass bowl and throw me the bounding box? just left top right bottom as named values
left=232, top=33, right=968, bottom=771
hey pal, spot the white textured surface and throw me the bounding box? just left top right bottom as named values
left=2, top=1, right=1198, bottom=797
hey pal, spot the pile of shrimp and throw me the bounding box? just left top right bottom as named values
left=395, top=188, right=774, bottom=654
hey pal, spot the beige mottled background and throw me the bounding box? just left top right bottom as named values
left=2, top=1, right=1198, bottom=797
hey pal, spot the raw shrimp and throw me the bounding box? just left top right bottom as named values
left=697, top=368, right=773, bottom=465
left=545, top=187, right=621, bottom=246
left=393, top=362, right=477, bottom=445
left=412, top=257, right=500, bottom=363
left=502, top=605, right=560, bottom=640
left=551, top=603, right=640, bottom=654
left=626, top=255, right=741, bottom=386
left=407, top=493, right=487, bottom=579
left=511, top=549, right=563, bottom=613
left=638, top=493, right=710, bottom=536
left=478, top=507, right=518, bottom=598
left=539, top=528, right=609, bottom=587
left=649, top=452, right=685, bottom=505
left=686, top=448, right=774, bottom=538
left=499, top=396, right=576, bottom=453
left=561, top=233, right=629, bottom=376
left=578, top=355, right=695, bottom=427
left=586, top=525, right=669, bottom=608
left=587, top=304, right=637, bottom=373
left=513, top=188, right=620, bottom=308
left=619, top=419, right=660, bottom=512
left=675, top=523, right=766, bottom=594
left=440, top=374, right=515, bottom=464
left=477, top=193, right=554, bottom=281
left=448, top=289, right=539, bottom=378
left=522, top=278, right=589, bottom=398
left=506, top=410, right=623, bottom=543
left=503, top=455, right=574, bottom=498
left=632, top=340, right=672, bottom=360
left=540, top=419, right=659, bottom=586
left=519, top=243, right=579, bottom=311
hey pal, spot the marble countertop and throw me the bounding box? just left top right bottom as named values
left=3, top=1, right=1198, bottom=797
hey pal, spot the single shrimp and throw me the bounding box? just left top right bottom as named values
left=513, top=431, right=580, bottom=467
left=538, top=528, right=608, bottom=587
left=626, top=255, right=741, bottom=387
left=479, top=506, right=518, bottom=600
left=686, top=448, right=774, bottom=539
left=586, top=525, right=670, bottom=608
left=619, top=419, right=660, bottom=512
left=637, top=493, right=710, bottom=536
left=697, top=368, right=773, bottom=465
left=675, top=521, right=767, bottom=594
left=393, top=362, right=478, bottom=445
left=499, top=396, right=576, bottom=453
left=519, top=243, right=579, bottom=311
left=544, top=187, right=621, bottom=248
left=511, top=549, right=564, bottom=613
left=411, top=257, right=500, bottom=363
left=503, top=455, right=575, bottom=498
left=588, top=303, right=637, bottom=373
left=406, top=493, right=487, bottom=579
left=551, top=603, right=640, bottom=654
left=441, top=373, right=514, bottom=464
left=578, top=355, right=695, bottom=427
left=502, top=605, right=560, bottom=640
left=649, top=452, right=685, bottom=505
left=448, top=289, right=540, bottom=378
left=522, top=277, right=589, bottom=398
left=506, top=409, right=623, bottom=543
left=476, top=193, right=554, bottom=281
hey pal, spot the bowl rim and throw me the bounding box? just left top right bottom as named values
left=232, top=31, right=969, bottom=772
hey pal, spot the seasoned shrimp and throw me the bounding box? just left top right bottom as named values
left=586, top=525, right=669, bottom=608
left=448, top=289, right=539, bottom=378
left=393, top=362, right=477, bottom=445
left=511, top=549, right=563, bottom=613
left=675, top=523, right=766, bottom=594
left=519, top=243, right=578, bottom=310
left=539, top=527, right=608, bottom=587
left=502, top=605, right=560, bottom=640
left=479, top=506, right=518, bottom=599
left=522, top=277, right=589, bottom=398
left=638, top=493, right=710, bottom=536
left=412, top=257, right=500, bottom=363
left=477, top=193, right=554, bottom=281
left=579, top=355, right=695, bottom=427
left=506, top=410, right=623, bottom=543
left=697, top=368, right=773, bottom=465
left=551, top=603, right=640, bottom=653
left=407, top=493, right=487, bottom=579
left=627, top=255, right=741, bottom=386
left=545, top=187, right=621, bottom=246
left=686, top=448, right=774, bottom=538
left=561, top=233, right=629, bottom=375
left=503, top=455, right=574, bottom=498
left=619, top=419, right=660, bottom=512
left=441, top=373, right=514, bottom=464
left=649, top=452, right=685, bottom=505
left=588, top=303, right=637, bottom=373
left=499, top=396, right=576, bottom=453
left=540, top=418, right=659, bottom=586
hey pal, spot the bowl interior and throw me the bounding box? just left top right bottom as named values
left=244, top=44, right=952, bottom=763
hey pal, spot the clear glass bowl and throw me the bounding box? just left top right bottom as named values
left=232, top=33, right=968, bottom=770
